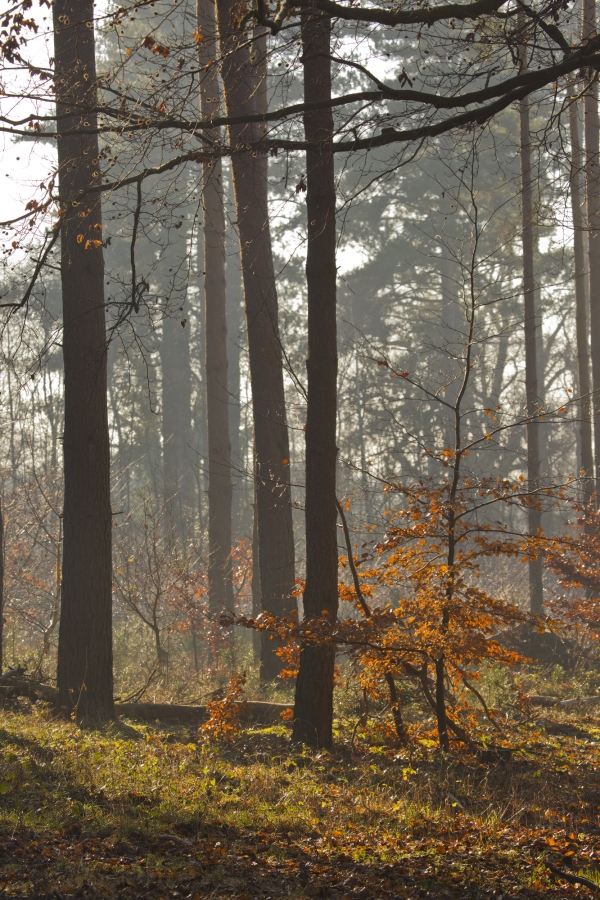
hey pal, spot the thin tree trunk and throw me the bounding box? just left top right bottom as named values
left=43, top=515, right=62, bottom=656
left=161, top=307, right=193, bottom=542
left=192, top=628, right=200, bottom=674
left=214, top=1, right=296, bottom=681
left=54, top=0, right=114, bottom=722
left=251, top=488, right=261, bottom=662
left=292, top=10, right=338, bottom=749
left=518, top=30, right=544, bottom=617
left=533, top=261, right=547, bottom=479
left=225, top=228, right=243, bottom=531
left=583, top=0, right=600, bottom=499
left=197, top=0, right=234, bottom=615
left=569, top=82, right=594, bottom=503
left=440, top=254, right=462, bottom=449
left=355, top=347, right=368, bottom=500
left=0, top=497, right=4, bottom=674
left=194, top=242, right=208, bottom=547
left=490, top=329, right=509, bottom=406
left=7, top=361, right=18, bottom=485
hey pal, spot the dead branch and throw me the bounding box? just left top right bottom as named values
left=0, top=676, right=290, bottom=726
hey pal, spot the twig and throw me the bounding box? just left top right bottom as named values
left=463, top=677, right=502, bottom=731
left=130, top=179, right=143, bottom=313
left=120, top=665, right=160, bottom=704
left=0, top=223, right=61, bottom=310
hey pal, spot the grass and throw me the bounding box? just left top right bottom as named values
left=1, top=696, right=600, bottom=898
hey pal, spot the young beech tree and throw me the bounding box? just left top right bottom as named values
left=333, top=485, right=537, bottom=750
left=53, top=0, right=114, bottom=722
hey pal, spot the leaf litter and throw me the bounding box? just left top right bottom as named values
left=1, top=708, right=600, bottom=898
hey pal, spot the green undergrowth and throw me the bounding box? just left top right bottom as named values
left=1, top=701, right=600, bottom=898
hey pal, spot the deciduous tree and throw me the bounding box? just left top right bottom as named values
left=54, top=0, right=113, bottom=722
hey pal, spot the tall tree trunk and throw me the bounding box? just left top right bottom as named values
left=583, top=0, right=600, bottom=499
left=54, top=0, right=114, bottom=722
left=490, top=329, right=509, bottom=407
left=197, top=0, right=234, bottom=614
left=161, top=307, right=193, bottom=541
left=292, top=10, right=338, bottom=748
left=225, top=222, right=243, bottom=531
left=355, top=347, right=368, bottom=498
left=569, top=82, right=594, bottom=503
left=251, top=488, right=261, bottom=662
left=0, top=497, right=4, bottom=674
left=194, top=239, right=208, bottom=548
left=7, top=359, right=18, bottom=485
left=533, top=260, right=548, bottom=479
left=518, top=33, right=544, bottom=616
left=214, top=2, right=296, bottom=680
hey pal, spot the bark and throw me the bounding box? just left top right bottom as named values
left=161, top=308, right=193, bottom=541
left=193, top=242, right=208, bottom=546
left=518, top=32, right=544, bottom=616
left=0, top=497, right=3, bottom=674
left=197, top=0, right=234, bottom=614
left=533, top=269, right=548, bottom=478
left=568, top=83, right=594, bottom=503
left=292, top=10, right=339, bottom=749
left=42, top=516, right=62, bottom=655
left=435, top=655, right=450, bottom=751
left=54, top=0, right=114, bottom=723
left=583, top=0, right=600, bottom=499
left=354, top=347, right=368, bottom=501
left=214, top=1, right=296, bottom=680
left=225, top=239, right=243, bottom=529
left=490, top=330, right=509, bottom=407
left=251, top=490, right=261, bottom=662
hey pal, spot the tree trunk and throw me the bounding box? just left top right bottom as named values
left=214, top=2, right=296, bottom=681
left=54, top=0, right=114, bottom=722
left=0, top=496, right=4, bottom=674
left=518, top=33, right=544, bottom=616
left=292, top=10, right=338, bottom=749
left=197, top=0, right=234, bottom=615
left=569, top=82, right=594, bottom=503
left=583, top=0, right=600, bottom=500
left=251, top=488, right=261, bottom=662
left=193, top=241, right=208, bottom=547
left=161, top=308, right=193, bottom=542
left=225, top=229, right=243, bottom=531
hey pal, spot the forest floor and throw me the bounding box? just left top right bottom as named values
left=1, top=701, right=600, bottom=899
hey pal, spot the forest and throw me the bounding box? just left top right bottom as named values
left=1, top=0, right=600, bottom=894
